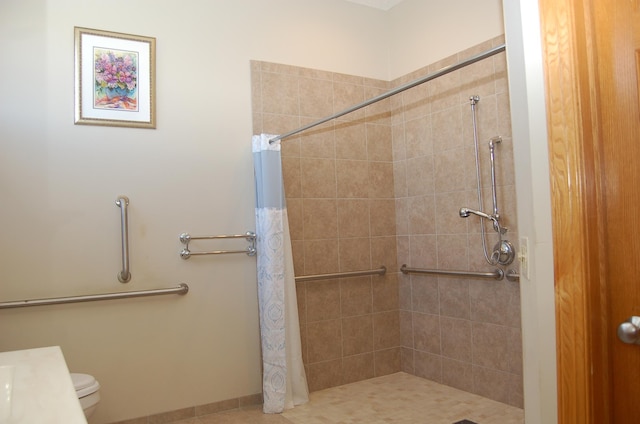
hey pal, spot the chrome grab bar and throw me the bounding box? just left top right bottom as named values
left=115, top=196, right=131, bottom=283
left=295, top=266, right=386, bottom=283
left=506, top=269, right=520, bottom=282
left=0, top=283, right=189, bottom=309
left=400, top=264, right=504, bottom=280
left=179, top=231, right=257, bottom=259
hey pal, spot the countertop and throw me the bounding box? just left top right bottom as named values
left=0, top=346, right=87, bottom=423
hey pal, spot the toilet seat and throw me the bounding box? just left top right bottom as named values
left=71, top=373, right=100, bottom=398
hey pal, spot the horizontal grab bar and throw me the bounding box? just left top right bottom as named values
left=179, top=232, right=256, bottom=244
left=295, top=266, right=386, bottom=283
left=179, top=231, right=257, bottom=259
left=506, top=270, right=520, bottom=282
left=0, top=283, right=189, bottom=309
left=400, top=264, right=503, bottom=280
left=180, top=247, right=256, bottom=259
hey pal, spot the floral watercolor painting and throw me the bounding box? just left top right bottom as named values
left=75, top=27, right=155, bottom=128
left=94, top=48, right=139, bottom=111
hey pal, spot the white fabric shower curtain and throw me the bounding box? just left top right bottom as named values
left=252, top=134, right=309, bottom=413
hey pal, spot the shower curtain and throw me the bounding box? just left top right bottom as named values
left=252, top=133, right=309, bottom=413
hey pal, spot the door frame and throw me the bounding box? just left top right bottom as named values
left=538, top=0, right=611, bottom=422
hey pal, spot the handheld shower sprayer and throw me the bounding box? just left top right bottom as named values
left=458, top=207, right=506, bottom=234
left=462, top=96, right=514, bottom=266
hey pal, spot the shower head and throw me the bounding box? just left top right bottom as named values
left=459, top=207, right=493, bottom=221
left=459, top=207, right=507, bottom=234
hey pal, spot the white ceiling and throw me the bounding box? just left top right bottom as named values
left=343, top=0, right=405, bottom=11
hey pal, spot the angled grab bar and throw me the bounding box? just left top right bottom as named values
left=116, top=196, right=131, bottom=283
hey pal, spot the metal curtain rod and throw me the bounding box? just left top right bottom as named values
left=400, top=264, right=503, bottom=280
left=0, top=284, right=189, bottom=309
left=295, top=266, right=386, bottom=282
left=269, top=43, right=506, bottom=144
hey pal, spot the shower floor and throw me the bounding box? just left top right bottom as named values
left=172, top=372, right=524, bottom=424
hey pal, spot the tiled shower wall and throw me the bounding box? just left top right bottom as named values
left=250, top=61, right=401, bottom=392
left=391, top=36, right=523, bottom=408
left=250, top=35, right=522, bottom=407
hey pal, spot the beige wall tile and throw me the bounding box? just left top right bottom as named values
left=371, top=236, right=398, bottom=272
left=339, top=237, right=371, bottom=272
left=436, top=234, right=469, bottom=270
left=299, top=121, right=335, bottom=159
left=306, top=359, right=343, bottom=392
left=334, top=81, right=366, bottom=122
left=282, top=156, right=302, bottom=198
left=369, top=199, right=396, bottom=236
left=300, top=158, right=337, bottom=198
left=335, top=123, right=367, bottom=159
left=372, top=272, right=398, bottom=312
left=438, top=277, right=470, bottom=320
left=441, top=357, right=473, bottom=393
left=340, top=277, right=373, bottom=317
left=404, top=116, right=432, bottom=159
left=261, top=72, right=299, bottom=115
left=432, top=105, right=463, bottom=151
left=374, top=348, right=401, bottom=376
left=412, top=312, right=440, bottom=354
left=304, top=239, right=339, bottom=274
left=401, top=347, right=415, bottom=374
left=337, top=199, right=370, bottom=238
left=307, top=319, right=342, bottom=363
left=368, top=162, right=395, bottom=198
left=471, top=322, right=510, bottom=371
left=336, top=159, right=369, bottom=198
left=434, top=148, right=467, bottom=193
left=306, top=280, right=340, bottom=322
left=472, top=366, right=512, bottom=406
left=406, top=156, right=434, bottom=196
left=286, top=198, right=304, bottom=241
left=411, top=275, right=439, bottom=314
left=373, top=310, right=400, bottom=350
left=299, top=77, right=334, bottom=118
left=302, top=198, right=338, bottom=240
left=440, top=317, right=472, bottom=362
left=399, top=310, right=414, bottom=347
left=342, top=315, right=374, bottom=356
left=342, top=353, right=375, bottom=384
left=414, top=350, right=442, bottom=382
left=366, top=124, right=393, bottom=161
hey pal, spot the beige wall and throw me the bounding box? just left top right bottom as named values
left=387, top=0, right=505, bottom=79
left=0, top=0, right=511, bottom=423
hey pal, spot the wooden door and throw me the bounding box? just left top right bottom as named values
left=540, top=0, right=640, bottom=422
left=596, top=1, right=640, bottom=422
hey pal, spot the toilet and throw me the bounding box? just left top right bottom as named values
left=70, top=373, right=101, bottom=419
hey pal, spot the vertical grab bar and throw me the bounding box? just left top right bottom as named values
left=115, top=196, right=131, bottom=283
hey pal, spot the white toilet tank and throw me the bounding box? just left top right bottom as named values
left=71, top=373, right=101, bottom=418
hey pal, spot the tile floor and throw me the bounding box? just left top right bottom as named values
left=169, top=372, right=524, bottom=424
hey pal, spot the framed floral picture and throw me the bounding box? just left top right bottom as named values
left=74, top=27, right=156, bottom=128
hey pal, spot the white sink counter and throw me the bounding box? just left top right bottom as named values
left=0, top=346, right=86, bottom=423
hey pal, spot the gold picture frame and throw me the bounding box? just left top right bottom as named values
left=74, top=27, right=156, bottom=129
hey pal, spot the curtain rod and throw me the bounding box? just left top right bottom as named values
left=269, top=43, right=506, bottom=144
